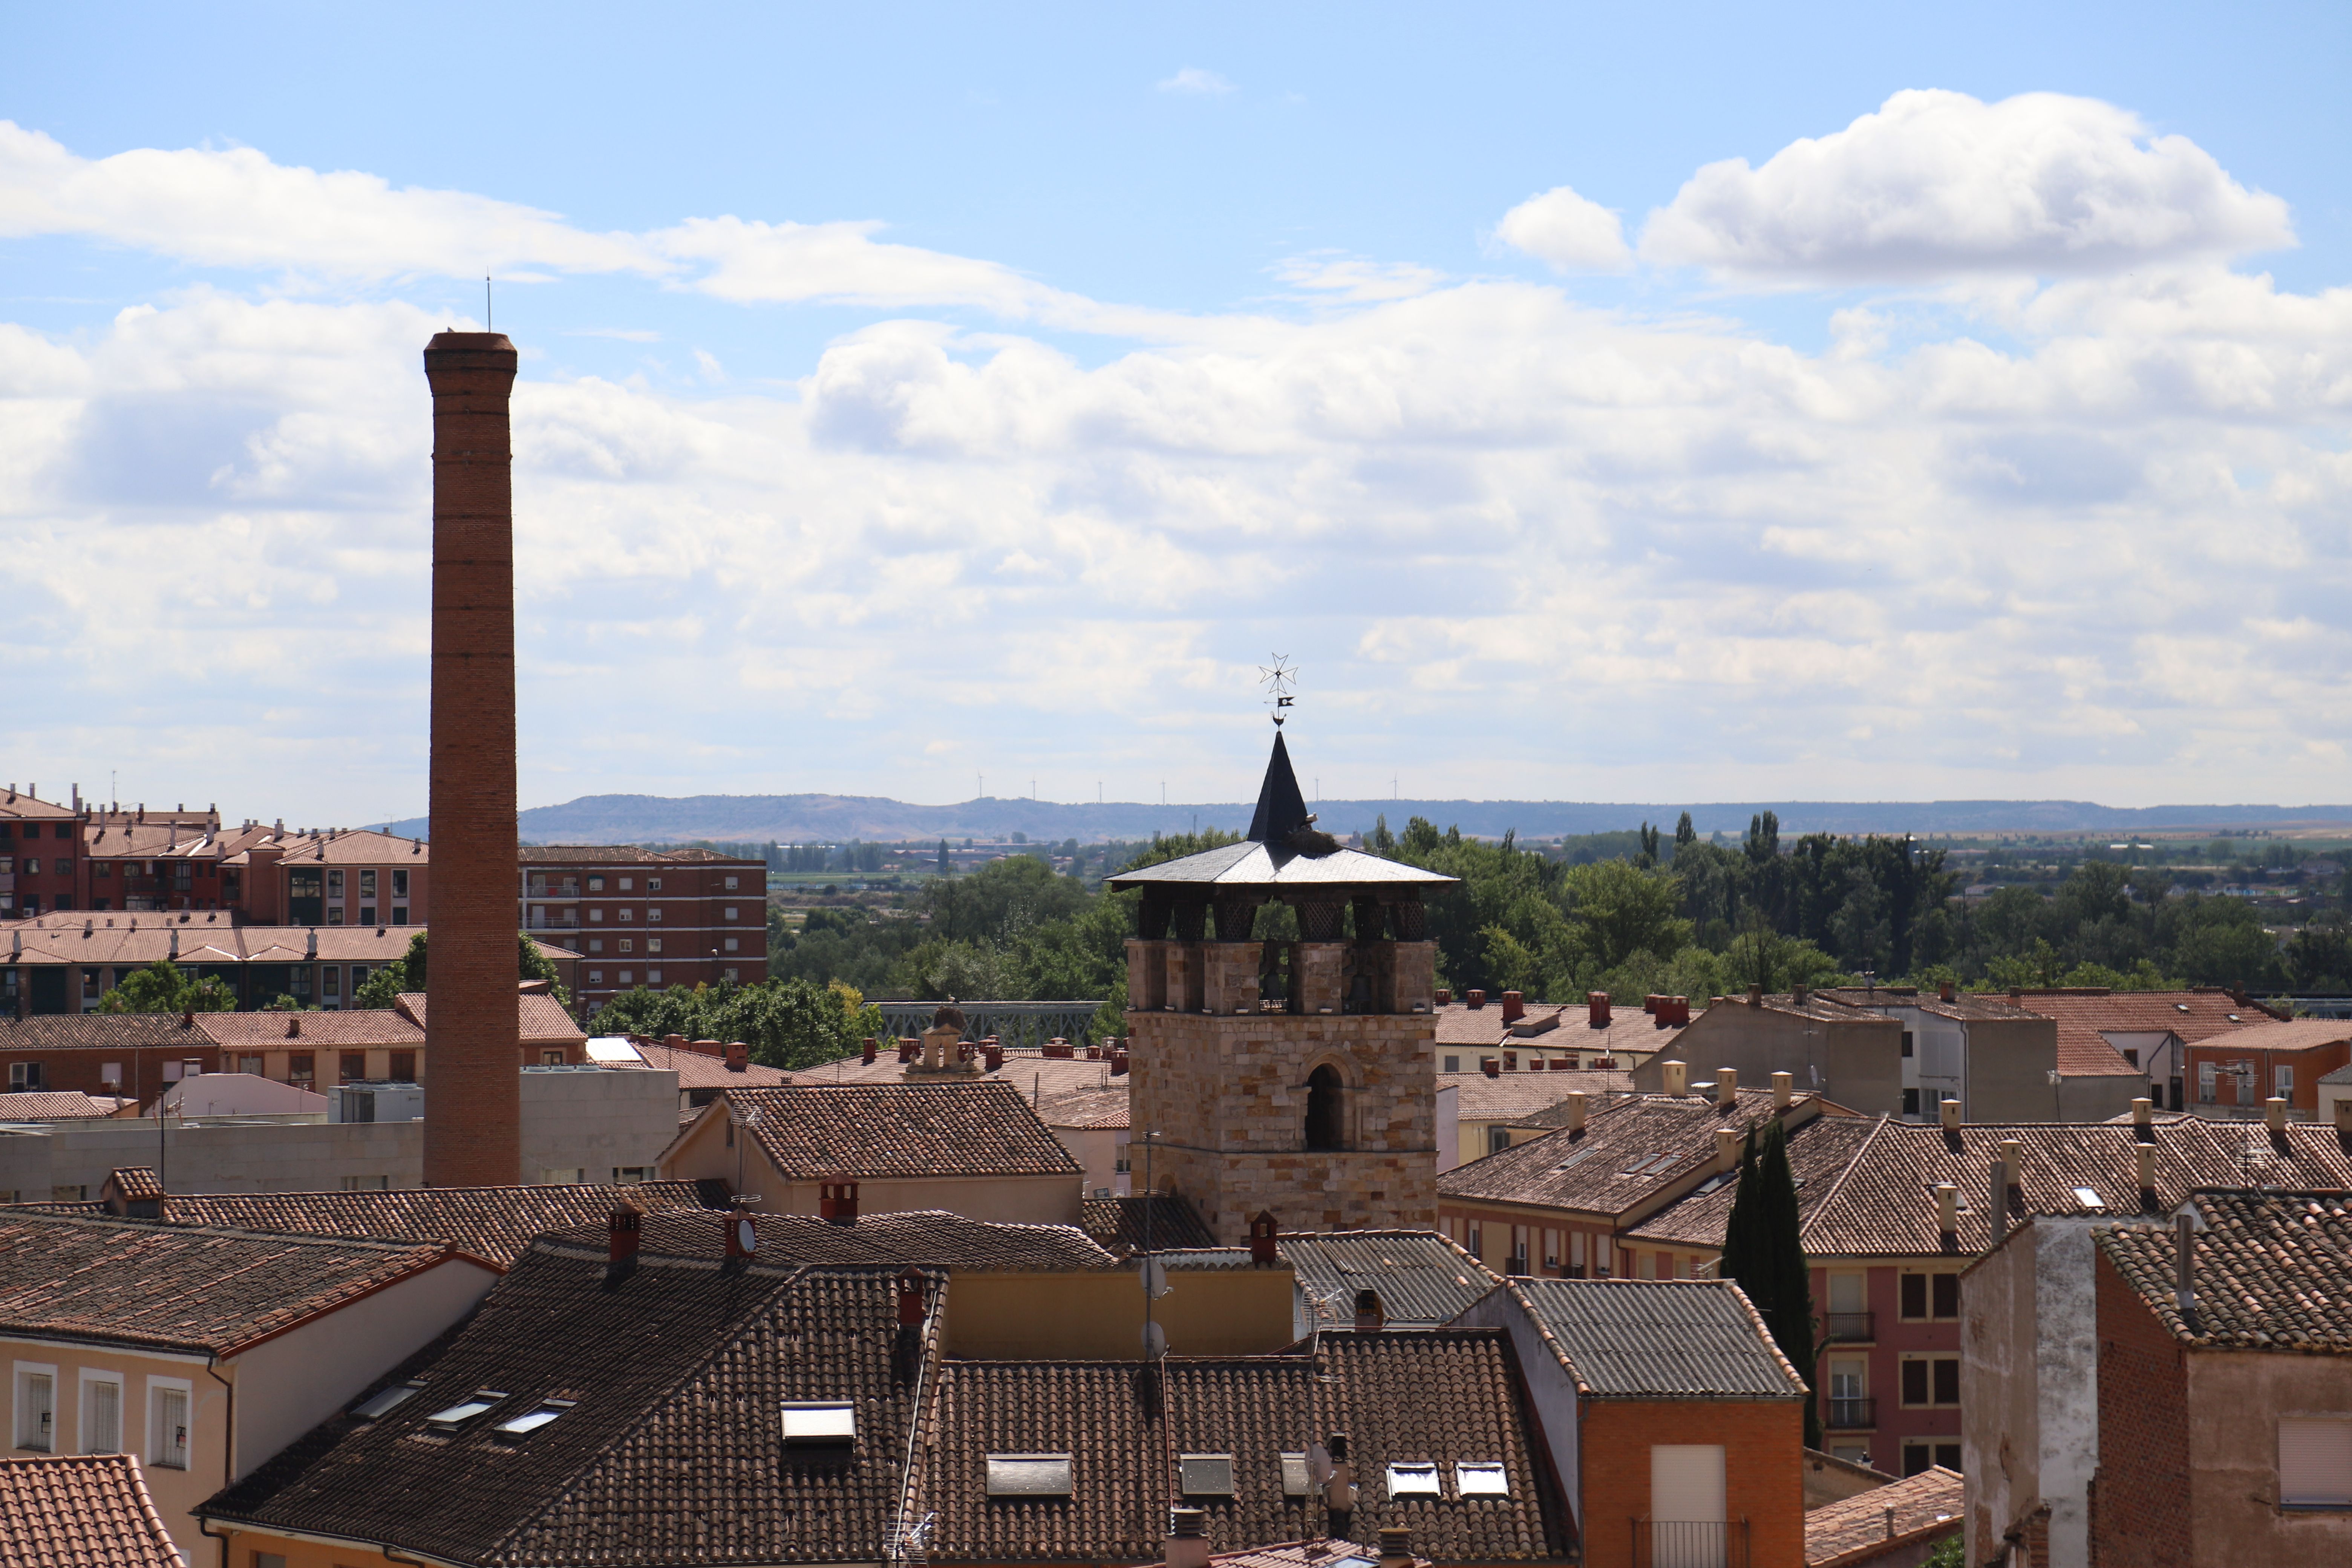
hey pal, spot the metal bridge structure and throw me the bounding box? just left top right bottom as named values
left=873, top=1000, right=1108, bottom=1050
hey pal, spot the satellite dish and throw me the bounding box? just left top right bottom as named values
left=737, top=1216, right=757, bottom=1255
left=1141, top=1258, right=1171, bottom=1299
left=1307, top=1442, right=1334, bottom=1485
left=1141, top=1321, right=1167, bottom=1358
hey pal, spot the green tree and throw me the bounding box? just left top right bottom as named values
left=1721, top=1120, right=1821, bottom=1447
left=96, top=959, right=236, bottom=1014
left=936, top=839, right=951, bottom=875
left=589, top=976, right=880, bottom=1071
left=1560, top=859, right=1692, bottom=973
left=351, top=932, right=571, bottom=1011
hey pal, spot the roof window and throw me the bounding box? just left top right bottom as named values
left=2072, top=1187, right=2106, bottom=1210
left=1552, top=1145, right=1601, bottom=1172
left=1281, top=1452, right=1311, bottom=1496
left=423, top=1389, right=509, bottom=1432
left=2175, top=1003, right=2191, bottom=1012
left=1456, top=1461, right=1510, bottom=1496
left=1180, top=1453, right=1235, bottom=1496
left=987, top=1453, right=1074, bottom=1496
left=493, top=1400, right=576, bottom=1438
left=1386, top=1461, right=1441, bottom=1497
left=350, top=1381, right=425, bottom=1420
left=2227, top=1013, right=2243, bottom=1023
left=781, top=1401, right=857, bottom=1447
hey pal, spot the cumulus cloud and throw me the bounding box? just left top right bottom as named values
left=1638, top=89, right=2295, bottom=285
left=1494, top=184, right=1633, bottom=273
left=1157, top=67, right=1235, bottom=95
left=1272, top=253, right=1446, bottom=302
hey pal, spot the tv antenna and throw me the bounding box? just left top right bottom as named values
left=485, top=276, right=492, bottom=331
left=1259, top=654, right=1298, bottom=726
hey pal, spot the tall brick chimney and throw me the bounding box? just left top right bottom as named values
left=421, top=331, right=522, bottom=1187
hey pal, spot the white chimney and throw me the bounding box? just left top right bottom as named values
left=1715, top=1127, right=1741, bottom=1172
left=2132, top=1096, right=2153, bottom=1130
left=2135, top=1143, right=2156, bottom=1197
left=1772, top=1070, right=1792, bottom=1109
left=2265, top=1097, right=2288, bottom=1133
left=1716, top=1066, right=1738, bottom=1109
left=1939, top=1097, right=1961, bottom=1131
left=1935, top=1183, right=1958, bottom=1235
left=1564, top=1092, right=1587, bottom=1135
left=1661, top=1060, right=1688, bottom=1097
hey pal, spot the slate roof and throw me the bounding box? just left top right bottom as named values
left=1623, top=1115, right=1881, bottom=1249
left=552, top=1208, right=1120, bottom=1271
left=1797, top=1117, right=2352, bottom=1259
left=0, top=1211, right=457, bottom=1355
left=1439, top=1089, right=1823, bottom=1219
left=715, top=1084, right=1085, bottom=1180
left=1280, top=1230, right=1499, bottom=1331
left=1083, top=1193, right=1218, bottom=1256
left=394, top=992, right=585, bottom=1044
left=1501, top=1277, right=1809, bottom=1400
left=1805, top=1466, right=1963, bottom=1567
left=919, top=1329, right=1570, bottom=1564
left=0, top=1090, right=131, bottom=1120
left=2003, top=988, right=2287, bottom=1078
left=126, top=1180, right=729, bottom=1268
left=202, top=1251, right=938, bottom=1566
left=0, top=1454, right=187, bottom=1568
left=2095, top=1189, right=2352, bottom=1350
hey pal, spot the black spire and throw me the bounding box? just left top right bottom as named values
left=1246, top=730, right=1312, bottom=843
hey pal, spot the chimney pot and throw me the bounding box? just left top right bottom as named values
left=725, top=1041, right=749, bottom=1072
left=1661, top=1059, right=1688, bottom=1097
left=1434, top=988, right=1452, bottom=1006
left=666, top=1034, right=687, bottom=1051
left=1165, top=1508, right=1211, bottom=1568
left=1747, top=984, right=1763, bottom=1008
left=2136, top=1143, right=2156, bottom=1199
left=1715, top=1127, right=1740, bottom=1171
left=1939, top=1097, right=1961, bottom=1131
left=2000, top=1138, right=2024, bottom=1191
left=1466, top=989, right=1486, bottom=1010
left=1935, top=1182, right=1958, bottom=1235
left=1481, top=1057, right=1500, bottom=1078
left=2132, top=1096, right=2153, bottom=1129
left=1715, top=1066, right=1737, bottom=1108
left=607, top=1204, right=642, bottom=1270
left=1353, top=1288, right=1386, bottom=1332
left=1106, top=1047, right=1124, bottom=1076
left=820, top=1179, right=860, bottom=1225
left=2175, top=1209, right=2197, bottom=1316
left=1249, top=1210, right=1278, bottom=1266
left=2266, top=1096, right=2289, bottom=1133
left=1500, top=990, right=1525, bottom=1023
left=1643, top=993, right=1661, bottom=1015
left=1772, top=1070, right=1792, bottom=1109
left=1590, top=991, right=1612, bottom=1027
left=285, top=1015, right=299, bottom=1038
left=1940, top=980, right=1955, bottom=1003
left=898, top=1037, right=919, bottom=1064
left=1564, top=1092, right=1587, bottom=1135
left=897, top=1267, right=926, bottom=1327
left=862, top=1037, right=878, bottom=1065
left=1792, top=982, right=1808, bottom=1006
left=2335, top=1099, right=2352, bottom=1133
left=1378, top=1526, right=1414, bottom=1568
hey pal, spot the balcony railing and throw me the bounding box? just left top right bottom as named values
left=1633, top=1518, right=1747, bottom=1568
left=1823, top=1311, right=1875, bottom=1342
left=1825, top=1396, right=1876, bottom=1429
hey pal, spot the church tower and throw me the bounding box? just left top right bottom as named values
left=1112, top=733, right=1455, bottom=1242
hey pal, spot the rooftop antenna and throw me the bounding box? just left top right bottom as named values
left=1258, top=653, right=1298, bottom=727
left=485, top=276, right=492, bottom=331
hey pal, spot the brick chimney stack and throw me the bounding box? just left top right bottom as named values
left=421, top=330, right=522, bottom=1187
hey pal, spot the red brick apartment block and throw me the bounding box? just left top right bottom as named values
left=422, top=331, right=521, bottom=1187
left=0, top=785, right=84, bottom=918
left=519, top=846, right=767, bottom=1009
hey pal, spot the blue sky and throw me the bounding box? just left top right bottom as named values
left=3, top=2, right=2349, bottom=821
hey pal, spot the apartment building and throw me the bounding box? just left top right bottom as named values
left=518, top=846, right=766, bottom=1007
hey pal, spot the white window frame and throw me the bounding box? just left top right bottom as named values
left=79, top=1367, right=124, bottom=1454
left=14, top=1360, right=57, bottom=1452
left=146, top=1375, right=193, bottom=1470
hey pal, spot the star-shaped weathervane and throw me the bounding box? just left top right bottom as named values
left=1259, top=654, right=1298, bottom=726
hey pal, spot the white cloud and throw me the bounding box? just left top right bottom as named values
left=1494, top=184, right=1632, bottom=273
left=1157, top=67, right=1235, bottom=95
left=1638, top=89, right=2296, bottom=285
left=1272, top=253, right=1446, bottom=302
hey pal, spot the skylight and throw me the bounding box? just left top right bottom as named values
left=423, top=1390, right=508, bottom=1432
left=493, top=1400, right=575, bottom=1437
left=986, top=1453, right=1073, bottom=1496
left=1552, top=1145, right=1601, bottom=1172
left=1386, top=1461, right=1441, bottom=1497
left=2073, top=1187, right=2106, bottom=1210
left=781, top=1402, right=857, bottom=1447
left=1456, top=1461, right=1510, bottom=1496
left=350, top=1381, right=424, bottom=1420
left=1281, top=1452, right=1311, bottom=1496
left=1180, top=1453, right=1235, bottom=1496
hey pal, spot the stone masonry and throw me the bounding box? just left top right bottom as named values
left=1128, top=937, right=1439, bottom=1244
left=421, top=332, right=522, bottom=1187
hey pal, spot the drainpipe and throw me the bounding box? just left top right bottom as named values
left=198, top=1351, right=234, bottom=1568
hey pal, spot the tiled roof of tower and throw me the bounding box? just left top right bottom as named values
left=1082, top=1193, right=1217, bottom=1255
left=1439, top=1089, right=1825, bottom=1217
left=2095, top=1189, right=2352, bottom=1349
left=202, top=1253, right=938, bottom=1565
left=1805, top=1466, right=1963, bottom=1567
left=1107, top=839, right=1456, bottom=890
left=547, top=1208, right=1119, bottom=1271
left=919, top=1330, right=1570, bottom=1564
left=393, top=992, right=585, bottom=1043
left=1280, top=1230, right=1499, bottom=1329
left=2001, top=988, right=2288, bottom=1078
left=0, top=1212, right=455, bottom=1355
left=0, top=1090, right=132, bottom=1120
left=713, top=1083, right=1084, bottom=1179
left=1798, top=1118, right=2352, bottom=1258
left=1623, top=1115, right=1880, bottom=1248
left=0, top=1455, right=187, bottom=1568
left=192, top=1009, right=423, bottom=1049
left=1502, top=1278, right=1809, bottom=1399
left=130, top=1180, right=729, bottom=1267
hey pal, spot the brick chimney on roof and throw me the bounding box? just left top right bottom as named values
left=421, top=330, right=522, bottom=1188
left=1499, top=990, right=1524, bottom=1023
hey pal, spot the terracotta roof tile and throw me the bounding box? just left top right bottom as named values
left=0, top=1454, right=186, bottom=1568
left=1438, top=1089, right=1826, bottom=1220
left=0, top=1014, right=211, bottom=1052
left=721, top=1084, right=1085, bottom=1181
left=1623, top=1115, right=1880, bottom=1248
left=0, top=916, right=421, bottom=969
left=0, top=1091, right=132, bottom=1120
left=1433, top=1000, right=1684, bottom=1058
left=2003, top=988, right=2288, bottom=1078
left=193, top=1009, right=423, bottom=1049
left=608, top=1037, right=793, bottom=1090
left=2095, top=1188, right=2352, bottom=1349
left=1805, top=1466, right=1963, bottom=1567
left=268, top=828, right=428, bottom=865
left=1440, top=1071, right=1633, bottom=1121
left=920, top=1331, right=1570, bottom=1564
left=2187, top=1017, right=2352, bottom=1055
left=1280, top=1230, right=1499, bottom=1330
left=393, top=992, right=584, bottom=1043
left=1083, top=1194, right=1217, bottom=1256
left=552, top=1208, right=1120, bottom=1271
left=0, top=1211, right=455, bottom=1355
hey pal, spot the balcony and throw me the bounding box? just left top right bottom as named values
left=1633, top=1519, right=1747, bottom=1568
left=1825, top=1397, right=1876, bottom=1430
left=1823, top=1311, right=1875, bottom=1342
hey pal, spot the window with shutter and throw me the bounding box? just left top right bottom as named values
left=83, top=1377, right=121, bottom=1453
left=1649, top=1444, right=1726, bottom=1523
left=152, top=1385, right=189, bottom=1469
left=2280, top=1417, right=2352, bottom=1506
left=15, top=1369, right=54, bottom=1451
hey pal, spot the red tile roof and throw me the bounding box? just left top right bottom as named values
left=1440, top=1070, right=1633, bottom=1121
left=0, top=1091, right=132, bottom=1120
left=393, top=992, right=585, bottom=1044
left=0, top=1212, right=459, bottom=1355
left=1622, top=1114, right=1881, bottom=1248
left=549, top=1207, right=1119, bottom=1271
left=1805, top=1466, right=1963, bottom=1567
left=193, top=1009, right=423, bottom=1049
left=2003, top=988, right=2289, bottom=1078
left=1434, top=999, right=1685, bottom=1059
left=2095, top=1188, right=2352, bottom=1349
left=715, top=1083, right=1085, bottom=1181
left=0, top=1455, right=186, bottom=1568
left=607, top=1036, right=793, bottom=1090
left=267, top=827, right=428, bottom=865
left=2184, top=1017, right=2352, bottom=1056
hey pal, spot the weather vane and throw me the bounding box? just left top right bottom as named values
left=1258, top=654, right=1298, bottom=726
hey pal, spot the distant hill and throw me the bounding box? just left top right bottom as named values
left=368, top=793, right=2352, bottom=846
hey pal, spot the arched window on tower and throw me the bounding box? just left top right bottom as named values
left=1305, top=1064, right=1344, bottom=1151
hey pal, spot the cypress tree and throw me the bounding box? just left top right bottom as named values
left=1722, top=1118, right=1821, bottom=1447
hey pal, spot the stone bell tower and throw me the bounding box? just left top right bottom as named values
left=1110, top=733, right=1455, bottom=1243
